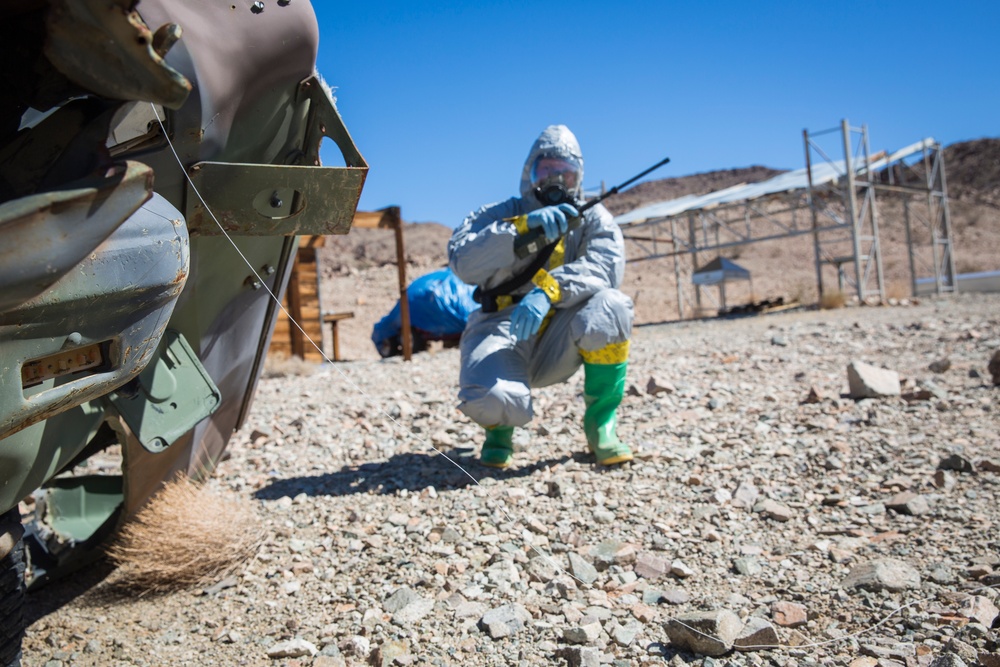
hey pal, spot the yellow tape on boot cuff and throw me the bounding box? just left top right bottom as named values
left=581, top=340, right=631, bottom=364
left=531, top=269, right=561, bottom=304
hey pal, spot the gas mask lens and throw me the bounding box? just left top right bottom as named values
left=530, top=156, right=580, bottom=191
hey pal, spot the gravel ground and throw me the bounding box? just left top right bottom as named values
left=22, top=293, right=1000, bottom=667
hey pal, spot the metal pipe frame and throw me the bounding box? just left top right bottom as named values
left=620, top=120, right=956, bottom=319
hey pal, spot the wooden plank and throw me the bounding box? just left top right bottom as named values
left=352, top=209, right=397, bottom=229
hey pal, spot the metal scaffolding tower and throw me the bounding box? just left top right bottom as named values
left=618, top=120, right=957, bottom=319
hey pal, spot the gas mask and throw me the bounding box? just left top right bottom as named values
left=530, top=156, right=582, bottom=208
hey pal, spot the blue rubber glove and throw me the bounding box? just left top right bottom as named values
left=525, top=203, right=578, bottom=242
left=509, top=288, right=551, bottom=341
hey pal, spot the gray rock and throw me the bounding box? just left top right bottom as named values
left=647, top=376, right=676, bottom=395
left=266, top=638, right=318, bottom=659
left=946, top=637, right=979, bottom=664
left=340, top=635, right=372, bottom=658
left=383, top=586, right=419, bottom=613
left=391, top=597, right=433, bottom=625
left=589, top=541, right=621, bottom=571
left=634, top=552, right=670, bottom=579
left=563, top=621, right=602, bottom=645
left=843, top=558, right=921, bottom=592
left=661, top=588, right=693, bottom=604
left=479, top=604, right=531, bottom=639
left=958, top=595, right=1000, bottom=627
left=643, top=588, right=691, bottom=605
left=593, top=509, right=616, bottom=524
left=847, top=360, right=901, bottom=398
left=526, top=555, right=559, bottom=583
left=734, top=557, right=762, bottom=576
left=885, top=491, right=930, bottom=515
left=929, top=653, right=968, bottom=667
left=929, top=563, right=955, bottom=584
left=372, top=640, right=410, bottom=667
left=732, top=481, right=760, bottom=509
left=560, top=646, right=601, bottom=667
left=664, top=609, right=742, bottom=657
left=568, top=552, right=599, bottom=584
left=733, top=617, right=780, bottom=652
left=611, top=619, right=642, bottom=647
left=929, top=357, right=952, bottom=373
left=919, top=378, right=949, bottom=399
left=753, top=498, right=794, bottom=522
left=453, top=601, right=487, bottom=619
left=670, top=559, right=695, bottom=578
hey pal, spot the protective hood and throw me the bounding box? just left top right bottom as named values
left=519, top=125, right=584, bottom=208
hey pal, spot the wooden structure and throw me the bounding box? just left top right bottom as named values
left=270, top=235, right=328, bottom=362
left=322, top=311, right=355, bottom=362
left=268, top=206, right=410, bottom=362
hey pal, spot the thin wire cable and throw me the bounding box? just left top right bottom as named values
left=149, top=104, right=995, bottom=654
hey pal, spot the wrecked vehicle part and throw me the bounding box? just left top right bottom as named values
left=115, top=0, right=367, bottom=520
left=0, top=192, right=190, bottom=509
left=0, top=0, right=368, bottom=602
left=0, top=160, right=154, bottom=311
left=43, top=0, right=191, bottom=110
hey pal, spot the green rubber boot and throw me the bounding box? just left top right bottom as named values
left=480, top=425, right=514, bottom=468
left=583, top=362, right=633, bottom=465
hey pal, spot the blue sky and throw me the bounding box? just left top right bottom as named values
left=314, top=2, right=998, bottom=228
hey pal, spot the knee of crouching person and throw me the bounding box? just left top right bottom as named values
left=458, top=380, right=533, bottom=427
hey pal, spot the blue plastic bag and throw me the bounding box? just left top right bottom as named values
left=372, top=268, right=479, bottom=357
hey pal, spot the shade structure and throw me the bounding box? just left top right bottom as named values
left=692, top=257, right=751, bottom=286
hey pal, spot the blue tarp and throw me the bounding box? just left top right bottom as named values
left=371, top=268, right=479, bottom=352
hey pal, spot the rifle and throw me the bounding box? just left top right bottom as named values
left=513, top=155, right=671, bottom=258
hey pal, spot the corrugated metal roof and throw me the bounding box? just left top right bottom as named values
left=615, top=138, right=936, bottom=226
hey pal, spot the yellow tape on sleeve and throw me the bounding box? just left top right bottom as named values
left=507, top=215, right=530, bottom=235
left=531, top=269, right=561, bottom=304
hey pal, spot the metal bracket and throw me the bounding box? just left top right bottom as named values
left=183, top=74, right=368, bottom=236
left=105, top=330, right=221, bottom=453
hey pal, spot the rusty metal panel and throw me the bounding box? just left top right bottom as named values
left=183, top=74, right=368, bottom=237
left=184, top=161, right=367, bottom=236
left=0, top=161, right=154, bottom=311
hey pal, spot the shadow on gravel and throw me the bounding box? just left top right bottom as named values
left=253, top=449, right=573, bottom=499
left=24, top=557, right=117, bottom=627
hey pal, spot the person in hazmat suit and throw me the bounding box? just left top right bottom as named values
left=448, top=125, right=634, bottom=468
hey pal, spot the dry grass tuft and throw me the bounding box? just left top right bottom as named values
left=819, top=290, right=847, bottom=310
left=263, top=352, right=319, bottom=378
left=107, top=476, right=264, bottom=594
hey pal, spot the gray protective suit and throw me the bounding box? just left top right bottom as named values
left=448, top=125, right=634, bottom=427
